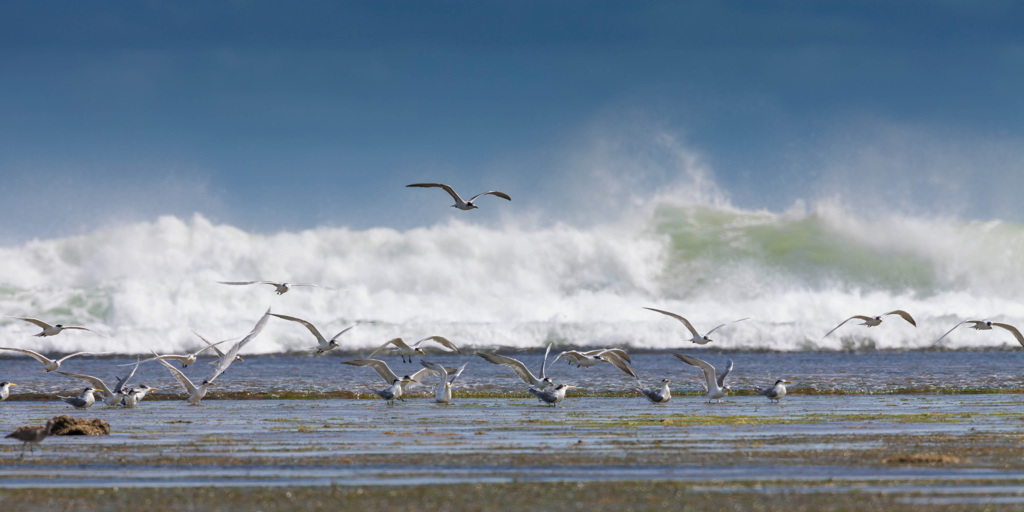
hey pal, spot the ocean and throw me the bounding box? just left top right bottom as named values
left=1, top=198, right=1023, bottom=357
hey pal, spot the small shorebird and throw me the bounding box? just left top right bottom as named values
left=675, top=354, right=733, bottom=403
left=7, top=317, right=96, bottom=337
left=756, top=379, right=793, bottom=402
left=270, top=313, right=355, bottom=354
left=529, top=383, right=576, bottom=406
left=478, top=345, right=554, bottom=389
left=553, top=349, right=637, bottom=379
left=935, top=320, right=1024, bottom=347
left=218, top=281, right=333, bottom=295
left=0, top=348, right=99, bottom=372
left=421, top=360, right=469, bottom=404
left=6, top=420, right=54, bottom=455
left=368, top=336, right=461, bottom=363
left=823, top=310, right=916, bottom=339
left=644, top=308, right=749, bottom=345
left=0, top=381, right=14, bottom=401
left=406, top=183, right=511, bottom=210
left=60, top=387, right=97, bottom=409
left=636, top=378, right=672, bottom=404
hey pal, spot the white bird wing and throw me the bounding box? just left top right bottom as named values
left=644, top=307, right=701, bottom=338
left=541, top=344, right=551, bottom=380
left=56, top=371, right=114, bottom=395
left=468, top=190, right=512, bottom=202
left=342, top=359, right=400, bottom=384
left=717, top=359, right=734, bottom=389
left=934, top=320, right=972, bottom=344
left=705, top=318, right=750, bottom=336
left=449, top=362, right=469, bottom=385
left=992, top=323, right=1024, bottom=348
left=599, top=352, right=638, bottom=379
left=413, top=336, right=461, bottom=353
left=884, top=310, right=917, bottom=327
left=0, top=347, right=53, bottom=365
left=367, top=338, right=409, bottom=359
left=270, top=313, right=327, bottom=344
left=407, top=183, right=464, bottom=203
left=205, top=308, right=272, bottom=384
left=114, top=360, right=141, bottom=394
left=597, top=348, right=631, bottom=363
left=420, top=360, right=449, bottom=383
left=823, top=315, right=873, bottom=339
left=218, top=281, right=260, bottom=286
left=192, top=330, right=236, bottom=358
left=152, top=353, right=198, bottom=395
left=329, top=325, right=356, bottom=342
left=553, top=350, right=584, bottom=364
left=478, top=352, right=541, bottom=386
left=13, top=317, right=54, bottom=329
left=673, top=353, right=717, bottom=391
left=403, top=368, right=438, bottom=389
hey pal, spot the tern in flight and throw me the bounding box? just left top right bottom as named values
left=674, top=354, right=733, bottom=403
left=7, top=317, right=96, bottom=337
left=529, top=383, right=576, bottom=406
left=154, top=309, right=271, bottom=405
left=340, top=359, right=426, bottom=404
left=406, top=183, right=511, bottom=210
left=478, top=344, right=554, bottom=389
left=643, top=308, right=749, bottom=345
left=934, top=320, right=1024, bottom=347
left=635, top=378, right=672, bottom=404
left=0, top=381, right=14, bottom=401
left=270, top=313, right=355, bottom=354
left=553, top=348, right=632, bottom=367
left=823, top=310, right=916, bottom=339
left=191, top=330, right=245, bottom=366
left=552, top=349, right=637, bottom=379
left=757, top=379, right=793, bottom=403
left=0, top=348, right=99, bottom=372
left=123, top=338, right=232, bottom=369
left=420, top=360, right=469, bottom=404
left=368, top=336, right=461, bottom=363
left=59, top=387, right=97, bottom=409
left=218, top=281, right=333, bottom=295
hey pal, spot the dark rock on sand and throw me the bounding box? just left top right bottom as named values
left=49, top=415, right=110, bottom=436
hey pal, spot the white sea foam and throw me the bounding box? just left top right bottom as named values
left=1, top=195, right=1023, bottom=354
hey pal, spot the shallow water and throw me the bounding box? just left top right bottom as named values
left=2, top=349, right=1023, bottom=397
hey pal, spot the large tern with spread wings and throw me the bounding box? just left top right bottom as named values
left=644, top=307, right=749, bottom=345
left=478, top=344, right=554, bottom=389
left=406, top=183, right=511, bottom=210
left=823, top=310, right=916, bottom=339
left=934, top=319, right=1024, bottom=347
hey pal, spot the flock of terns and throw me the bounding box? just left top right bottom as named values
left=3, top=183, right=1024, bottom=452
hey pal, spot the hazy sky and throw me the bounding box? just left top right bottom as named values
left=1, top=1, right=1022, bottom=241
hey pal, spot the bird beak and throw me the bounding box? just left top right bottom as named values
left=784, top=380, right=793, bottom=384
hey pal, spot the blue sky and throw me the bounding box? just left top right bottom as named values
left=1, top=1, right=1022, bottom=241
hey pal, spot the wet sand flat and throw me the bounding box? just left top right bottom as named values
left=2, top=393, right=1024, bottom=509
